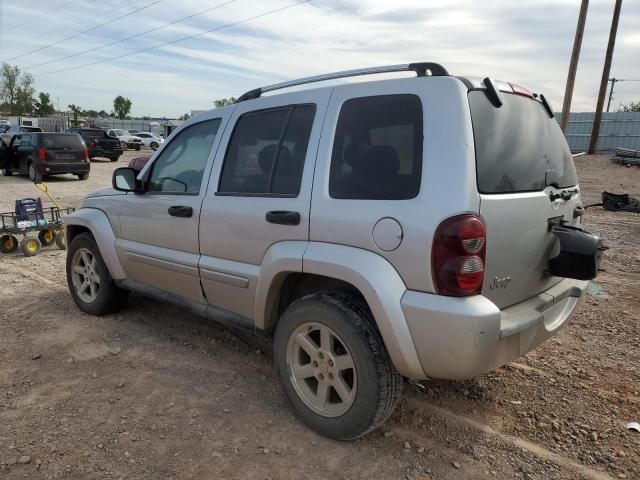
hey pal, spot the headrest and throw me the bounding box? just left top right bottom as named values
left=258, top=144, right=292, bottom=174
left=356, top=145, right=400, bottom=176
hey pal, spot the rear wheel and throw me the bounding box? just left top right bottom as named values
left=150, top=141, right=159, bottom=150
left=110, top=155, right=120, bottom=162
left=38, top=229, right=56, bottom=247
left=77, top=172, right=89, bottom=180
left=28, top=163, right=42, bottom=182
left=1, top=169, right=12, bottom=176
left=67, top=233, right=128, bottom=315
left=274, top=292, right=402, bottom=440
left=0, top=234, right=18, bottom=253
left=20, top=237, right=42, bottom=256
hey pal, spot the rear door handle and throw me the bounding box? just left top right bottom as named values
left=168, top=206, right=193, bottom=218
left=265, top=210, right=300, bottom=225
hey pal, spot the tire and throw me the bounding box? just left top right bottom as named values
left=273, top=291, right=402, bottom=440
left=54, top=231, right=66, bottom=250
left=1, top=169, right=12, bottom=176
left=110, top=155, right=120, bottom=162
left=20, top=237, right=42, bottom=256
left=134, top=144, right=141, bottom=151
left=38, top=229, right=56, bottom=247
left=150, top=142, right=158, bottom=150
left=66, top=232, right=128, bottom=315
left=28, top=163, right=42, bottom=183
left=77, top=172, right=89, bottom=180
left=0, top=234, right=18, bottom=253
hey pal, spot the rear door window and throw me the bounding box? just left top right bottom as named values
left=469, top=91, right=578, bottom=193
left=329, top=94, right=423, bottom=200
left=218, top=104, right=316, bottom=196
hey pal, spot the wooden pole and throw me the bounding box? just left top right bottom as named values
left=588, top=0, right=623, bottom=154
left=560, top=0, right=589, bottom=133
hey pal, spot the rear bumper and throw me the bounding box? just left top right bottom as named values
left=401, top=278, right=589, bottom=379
left=89, top=147, right=122, bottom=158
left=41, top=162, right=90, bottom=175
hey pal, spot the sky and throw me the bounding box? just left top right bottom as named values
left=0, top=0, right=638, bottom=118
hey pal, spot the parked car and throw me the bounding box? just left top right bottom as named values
left=106, top=129, right=142, bottom=150
left=68, top=127, right=123, bottom=162
left=128, top=155, right=151, bottom=172
left=2, top=132, right=90, bottom=181
left=64, top=63, right=602, bottom=440
left=134, top=132, right=164, bottom=150
left=0, top=125, right=43, bottom=143
left=0, top=119, right=11, bottom=131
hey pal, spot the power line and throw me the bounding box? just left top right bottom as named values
left=34, top=0, right=311, bottom=77
left=2, top=0, right=165, bottom=63
left=1, top=0, right=76, bottom=35
left=25, top=0, right=239, bottom=70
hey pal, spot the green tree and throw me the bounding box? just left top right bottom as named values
left=178, top=112, right=191, bottom=120
left=0, top=63, right=35, bottom=115
left=82, top=109, right=99, bottom=117
left=97, top=110, right=108, bottom=117
left=34, top=92, right=56, bottom=116
left=213, top=97, right=236, bottom=108
left=113, top=95, right=132, bottom=119
left=68, top=104, right=82, bottom=126
left=621, top=101, right=640, bottom=112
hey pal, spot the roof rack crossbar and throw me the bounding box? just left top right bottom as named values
left=235, top=62, right=449, bottom=103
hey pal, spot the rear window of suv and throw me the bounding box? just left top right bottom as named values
left=39, top=134, right=84, bottom=149
left=469, top=91, right=577, bottom=193
left=329, top=94, right=423, bottom=200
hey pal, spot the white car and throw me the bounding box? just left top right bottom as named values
left=106, top=129, right=143, bottom=150
left=135, top=132, right=164, bottom=150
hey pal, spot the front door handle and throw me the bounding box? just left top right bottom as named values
left=265, top=210, right=300, bottom=225
left=168, top=206, right=193, bottom=218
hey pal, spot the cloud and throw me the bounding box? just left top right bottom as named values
left=0, top=0, right=638, bottom=116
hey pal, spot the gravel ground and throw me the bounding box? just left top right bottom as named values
left=0, top=152, right=638, bottom=479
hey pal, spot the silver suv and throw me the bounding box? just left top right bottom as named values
left=64, top=63, right=602, bottom=440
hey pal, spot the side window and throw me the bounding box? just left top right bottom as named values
left=147, top=119, right=221, bottom=194
left=20, top=134, right=31, bottom=146
left=329, top=94, right=423, bottom=200
left=12, top=135, right=22, bottom=147
left=218, top=104, right=315, bottom=195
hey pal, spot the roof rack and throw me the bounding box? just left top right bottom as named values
left=235, top=62, right=449, bottom=103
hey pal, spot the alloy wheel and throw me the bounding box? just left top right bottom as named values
left=70, top=247, right=101, bottom=303
left=286, top=321, right=357, bottom=417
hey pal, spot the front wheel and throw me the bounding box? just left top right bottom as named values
left=110, top=155, right=120, bottom=162
left=134, top=144, right=141, bottom=151
left=77, top=172, right=89, bottom=180
left=66, top=233, right=128, bottom=315
left=20, top=236, right=41, bottom=256
left=1, top=169, right=12, bottom=176
left=273, top=292, right=402, bottom=440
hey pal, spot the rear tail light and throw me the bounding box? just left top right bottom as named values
left=83, top=148, right=89, bottom=161
left=37, top=148, right=46, bottom=161
left=432, top=214, right=486, bottom=296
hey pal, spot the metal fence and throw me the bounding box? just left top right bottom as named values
left=555, top=111, right=640, bottom=153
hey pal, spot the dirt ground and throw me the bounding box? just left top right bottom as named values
left=0, top=152, right=638, bottom=480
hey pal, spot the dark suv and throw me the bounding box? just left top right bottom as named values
left=1, top=132, right=90, bottom=181
left=68, top=127, right=123, bottom=162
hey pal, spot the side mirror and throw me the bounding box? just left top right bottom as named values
left=113, top=167, right=141, bottom=192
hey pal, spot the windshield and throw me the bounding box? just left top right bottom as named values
left=469, top=91, right=577, bottom=193
left=83, top=130, right=107, bottom=139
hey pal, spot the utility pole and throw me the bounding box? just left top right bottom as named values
left=606, top=78, right=618, bottom=112
left=588, top=0, right=623, bottom=154
left=560, top=0, right=589, bottom=133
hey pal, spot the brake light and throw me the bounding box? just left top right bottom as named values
left=432, top=214, right=486, bottom=296
left=37, top=148, right=46, bottom=161
left=83, top=148, right=89, bottom=161
left=510, top=83, right=534, bottom=98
